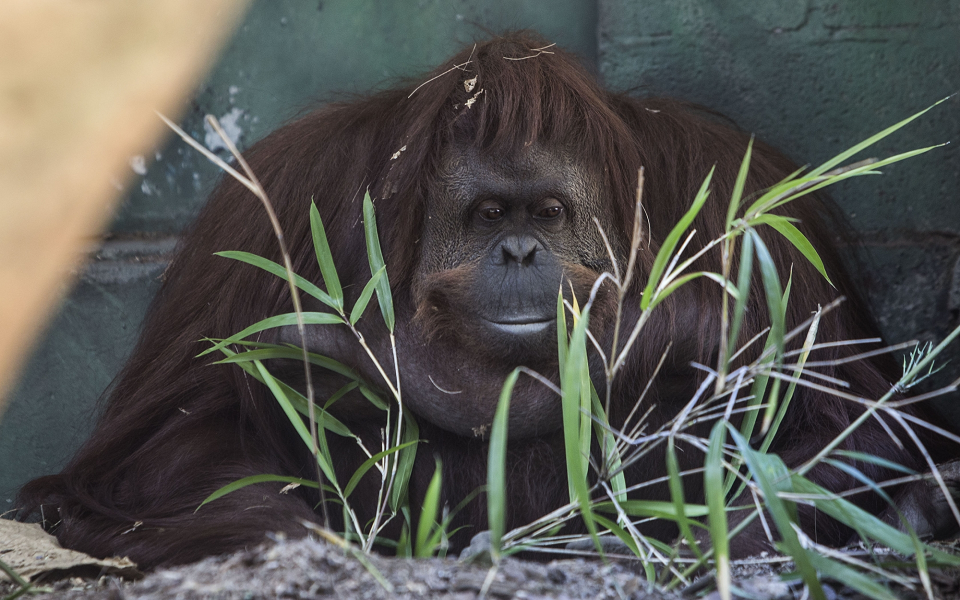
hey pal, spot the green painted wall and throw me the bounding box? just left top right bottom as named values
left=3, top=0, right=958, bottom=505
left=599, top=0, right=960, bottom=414
left=0, top=0, right=598, bottom=505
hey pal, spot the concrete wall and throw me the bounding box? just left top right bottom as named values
left=0, top=0, right=598, bottom=507
left=3, top=0, right=958, bottom=505
left=599, top=0, right=960, bottom=410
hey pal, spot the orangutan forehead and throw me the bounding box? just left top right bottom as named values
left=436, top=143, right=598, bottom=205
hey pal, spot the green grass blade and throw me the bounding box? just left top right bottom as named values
left=746, top=228, right=785, bottom=432
left=593, top=500, right=709, bottom=520
left=779, top=145, right=942, bottom=209
left=704, top=421, right=730, bottom=600
left=759, top=270, right=792, bottom=436
left=197, top=474, right=319, bottom=510
left=647, top=271, right=739, bottom=311
left=590, top=391, right=626, bottom=502
left=830, top=451, right=916, bottom=475
left=324, top=381, right=360, bottom=409
left=214, top=346, right=355, bottom=440
left=213, top=345, right=357, bottom=380
left=805, top=553, right=898, bottom=600
left=750, top=144, right=943, bottom=219
left=822, top=458, right=894, bottom=505
left=751, top=214, right=833, bottom=287
left=200, top=312, right=343, bottom=357
left=216, top=250, right=337, bottom=309
left=578, top=358, right=592, bottom=479
left=760, top=302, right=814, bottom=451
left=560, top=305, right=600, bottom=545
left=749, top=230, right=784, bottom=356
left=730, top=427, right=825, bottom=600
left=488, top=367, right=521, bottom=560
left=726, top=352, right=770, bottom=498
left=415, top=457, right=443, bottom=558
left=358, top=384, right=389, bottom=411
left=396, top=518, right=411, bottom=558
left=667, top=438, right=703, bottom=559
left=641, top=166, right=714, bottom=309
left=741, top=166, right=809, bottom=217
left=791, top=475, right=960, bottom=565
left=808, top=97, right=951, bottom=177
left=556, top=289, right=568, bottom=380
left=342, top=440, right=418, bottom=499
left=759, top=374, right=782, bottom=439
left=349, top=266, right=386, bottom=325
left=310, top=200, right=344, bottom=313
left=743, top=173, right=821, bottom=219
left=591, top=514, right=642, bottom=557
left=726, top=137, right=754, bottom=231
left=727, top=232, right=754, bottom=363
left=911, top=522, right=934, bottom=600
left=254, top=361, right=338, bottom=484
left=362, top=192, right=395, bottom=332
left=389, top=410, right=420, bottom=511
left=0, top=557, right=36, bottom=599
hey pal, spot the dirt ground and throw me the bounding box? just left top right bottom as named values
left=5, top=534, right=960, bottom=600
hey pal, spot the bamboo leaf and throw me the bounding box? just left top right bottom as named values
left=214, top=346, right=355, bottom=439
left=389, top=410, right=420, bottom=511
left=805, top=553, right=898, bottom=600
left=751, top=214, right=833, bottom=286
left=727, top=232, right=754, bottom=362
left=343, top=440, right=418, bottom=499
left=647, top=271, right=739, bottom=310
left=362, top=192, right=395, bottom=332
left=726, top=137, right=754, bottom=232
left=593, top=500, right=709, bottom=520
left=556, top=289, right=568, bottom=380
left=310, top=200, right=344, bottom=313
left=641, top=167, right=714, bottom=309
left=200, top=312, right=343, bottom=357
left=705, top=421, right=730, bottom=600
left=213, top=345, right=356, bottom=380
left=667, top=438, right=703, bottom=559
left=254, top=361, right=338, bottom=486
left=197, top=474, right=319, bottom=510
left=560, top=304, right=600, bottom=545
left=749, top=230, right=784, bottom=357
left=730, top=428, right=825, bottom=600
left=415, top=458, right=443, bottom=558
left=350, top=266, right=386, bottom=325
left=488, top=367, right=521, bottom=560
left=216, top=250, right=338, bottom=310
left=809, top=97, right=951, bottom=177
left=591, top=514, right=642, bottom=557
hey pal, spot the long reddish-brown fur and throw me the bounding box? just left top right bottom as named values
left=18, top=32, right=950, bottom=568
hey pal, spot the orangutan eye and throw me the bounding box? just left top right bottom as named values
left=535, top=199, right=564, bottom=220
left=477, top=202, right=505, bottom=222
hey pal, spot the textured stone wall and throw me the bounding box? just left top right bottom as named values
left=598, top=0, right=960, bottom=414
